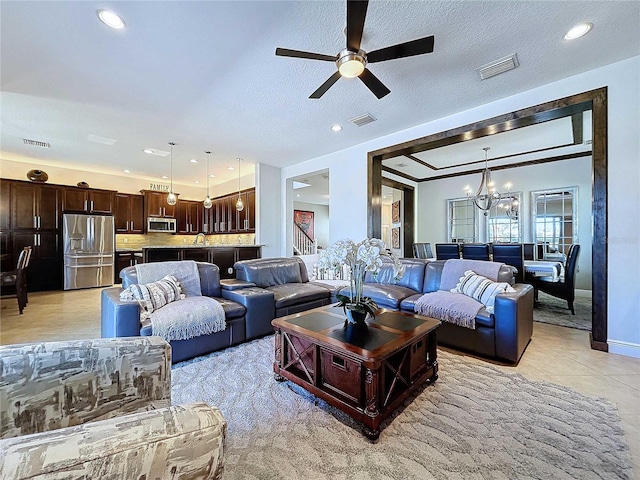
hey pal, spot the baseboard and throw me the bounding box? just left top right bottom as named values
left=607, top=339, right=640, bottom=359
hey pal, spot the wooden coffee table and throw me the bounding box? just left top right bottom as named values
left=272, top=305, right=440, bottom=441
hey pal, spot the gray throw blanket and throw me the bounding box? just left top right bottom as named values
left=148, top=296, right=226, bottom=342
left=135, top=261, right=202, bottom=297
left=440, top=259, right=503, bottom=291
left=415, top=290, right=483, bottom=329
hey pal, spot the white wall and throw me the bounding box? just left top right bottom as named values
left=255, top=163, right=281, bottom=259
left=281, top=56, right=640, bottom=358
left=417, top=156, right=593, bottom=290
left=293, top=201, right=329, bottom=249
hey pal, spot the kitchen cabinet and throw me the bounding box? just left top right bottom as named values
left=142, top=245, right=261, bottom=279
left=12, top=230, right=62, bottom=291
left=64, top=187, right=116, bottom=214
left=142, top=190, right=177, bottom=219
left=204, top=188, right=255, bottom=234
left=115, top=193, right=144, bottom=234
left=0, top=179, right=11, bottom=231
left=11, top=181, right=63, bottom=231
left=177, top=200, right=203, bottom=234
left=114, top=250, right=143, bottom=284
left=236, top=189, right=256, bottom=232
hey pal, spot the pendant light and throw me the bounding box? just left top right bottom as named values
left=203, top=151, right=213, bottom=209
left=166, top=142, right=177, bottom=206
left=466, top=147, right=500, bottom=216
left=235, top=157, right=244, bottom=211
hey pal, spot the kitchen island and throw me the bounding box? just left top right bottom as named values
left=142, top=245, right=262, bottom=279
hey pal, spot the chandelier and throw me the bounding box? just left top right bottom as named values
left=502, top=183, right=519, bottom=220
left=466, top=147, right=501, bottom=216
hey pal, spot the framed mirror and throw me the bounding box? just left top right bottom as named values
left=531, top=187, right=577, bottom=260
left=447, top=197, right=478, bottom=243
left=486, top=191, right=523, bottom=243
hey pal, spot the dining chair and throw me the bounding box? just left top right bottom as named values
left=522, top=243, right=535, bottom=260
left=1, top=246, right=32, bottom=314
left=435, top=243, right=460, bottom=260
left=461, top=243, right=490, bottom=261
left=412, top=242, right=433, bottom=259
left=530, top=244, right=581, bottom=314
left=492, top=244, right=525, bottom=283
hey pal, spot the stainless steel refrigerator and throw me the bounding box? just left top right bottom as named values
left=63, top=213, right=114, bottom=290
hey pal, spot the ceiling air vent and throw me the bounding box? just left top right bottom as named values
left=476, top=53, right=519, bottom=80
left=23, top=138, right=50, bottom=148
left=350, top=113, right=377, bottom=127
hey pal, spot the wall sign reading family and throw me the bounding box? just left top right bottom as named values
left=294, top=210, right=314, bottom=239
left=149, top=183, right=170, bottom=192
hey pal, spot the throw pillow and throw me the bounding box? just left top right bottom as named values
left=120, top=274, right=185, bottom=324
left=451, top=270, right=515, bottom=313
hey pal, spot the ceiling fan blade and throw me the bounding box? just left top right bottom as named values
left=275, top=48, right=337, bottom=62
left=346, top=0, right=368, bottom=51
left=309, top=71, right=342, bottom=99
left=359, top=68, right=390, bottom=99
left=367, top=35, right=434, bottom=63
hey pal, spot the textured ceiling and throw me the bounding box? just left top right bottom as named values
left=1, top=1, right=638, bottom=189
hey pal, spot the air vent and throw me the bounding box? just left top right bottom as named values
left=476, top=53, right=519, bottom=80
left=23, top=138, right=50, bottom=148
left=349, top=113, right=377, bottom=127
left=396, top=162, right=408, bottom=168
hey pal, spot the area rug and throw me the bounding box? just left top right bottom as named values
left=534, top=292, right=592, bottom=331
left=172, top=336, right=632, bottom=480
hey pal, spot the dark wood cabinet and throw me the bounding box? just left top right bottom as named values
left=1, top=180, right=11, bottom=231
left=114, top=250, right=143, bottom=284
left=204, top=188, right=255, bottom=234
left=236, top=189, right=256, bottom=232
left=11, top=182, right=62, bottom=231
left=177, top=200, right=203, bottom=234
left=143, top=190, right=177, bottom=219
left=182, top=248, right=211, bottom=262
left=115, top=194, right=144, bottom=234
left=211, top=248, right=237, bottom=278
left=12, top=230, right=62, bottom=291
left=63, top=187, right=115, bottom=214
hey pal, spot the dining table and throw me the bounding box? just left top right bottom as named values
left=523, top=260, right=564, bottom=282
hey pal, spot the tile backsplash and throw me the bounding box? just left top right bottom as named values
left=116, top=233, right=256, bottom=250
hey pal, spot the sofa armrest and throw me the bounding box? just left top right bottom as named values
left=0, top=403, right=226, bottom=480
left=493, top=283, right=534, bottom=363
left=221, top=278, right=257, bottom=290
left=222, top=287, right=275, bottom=340
left=0, top=337, right=171, bottom=439
left=101, top=287, right=143, bottom=338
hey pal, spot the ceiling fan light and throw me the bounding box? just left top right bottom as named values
left=337, top=49, right=366, bottom=78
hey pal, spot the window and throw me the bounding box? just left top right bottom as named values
left=531, top=187, right=577, bottom=258
left=447, top=197, right=478, bottom=243
left=486, top=192, right=522, bottom=243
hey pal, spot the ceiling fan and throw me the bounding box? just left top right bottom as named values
left=275, top=0, right=434, bottom=99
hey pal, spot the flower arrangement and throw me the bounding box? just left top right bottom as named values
left=317, top=238, right=405, bottom=322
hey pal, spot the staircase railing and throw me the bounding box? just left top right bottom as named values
left=293, top=222, right=317, bottom=255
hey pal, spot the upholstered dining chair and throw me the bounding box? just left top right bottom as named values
left=412, top=242, right=434, bottom=259
left=461, top=243, right=490, bottom=261
left=0, top=337, right=226, bottom=480
left=435, top=243, right=460, bottom=260
left=492, top=244, right=525, bottom=283
left=522, top=243, right=535, bottom=260
left=530, top=244, right=581, bottom=314
left=1, top=246, right=32, bottom=314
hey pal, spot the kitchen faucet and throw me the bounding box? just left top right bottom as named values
left=193, top=233, right=207, bottom=245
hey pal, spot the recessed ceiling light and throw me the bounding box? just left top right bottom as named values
left=331, top=124, right=343, bottom=132
left=194, top=180, right=200, bottom=184
left=189, top=159, right=198, bottom=164
left=143, top=148, right=169, bottom=157
left=564, top=22, right=593, bottom=40
left=228, top=167, right=234, bottom=171
left=209, top=174, right=216, bottom=178
left=123, top=169, right=131, bottom=173
left=161, top=175, right=169, bottom=179
left=97, top=9, right=126, bottom=30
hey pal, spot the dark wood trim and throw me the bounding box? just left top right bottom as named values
left=368, top=87, right=608, bottom=351
left=381, top=166, right=421, bottom=183
left=590, top=334, right=609, bottom=352
left=571, top=112, right=584, bottom=145
left=405, top=154, right=437, bottom=170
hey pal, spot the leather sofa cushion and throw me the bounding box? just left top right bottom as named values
left=236, top=258, right=302, bottom=287
left=268, top=283, right=330, bottom=308
left=364, top=259, right=426, bottom=292
left=339, top=284, right=419, bottom=310
left=216, top=297, right=246, bottom=319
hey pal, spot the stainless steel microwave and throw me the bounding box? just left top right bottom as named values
left=147, top=217, right=176, bottom=233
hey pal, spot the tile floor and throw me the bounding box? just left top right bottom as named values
left=1, top=288, right=639, bottom=477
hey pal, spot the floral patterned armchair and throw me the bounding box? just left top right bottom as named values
left=0, top=337, right=226, bottom=479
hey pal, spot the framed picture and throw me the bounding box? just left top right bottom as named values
left=294, top=210, right=314, bottom=239
left=392, top=201, right=401, bottom=224
left=392, top=227, right=400, bottom=249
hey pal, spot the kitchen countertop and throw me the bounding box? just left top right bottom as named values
left=141, top=244, right=263, bottom=249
